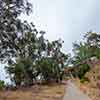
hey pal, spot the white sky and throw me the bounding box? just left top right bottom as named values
left=20, top=0, right=100, bottom=53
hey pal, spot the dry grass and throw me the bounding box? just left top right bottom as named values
left=0, top=84, right=65, bottom=100
left=84, top=65, right=100, bottom=100
left=74, top=65, right=100, bottom=100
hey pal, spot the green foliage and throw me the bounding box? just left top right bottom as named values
left=71, top=42, right=91, bottom=79
left=84, top=32, right=100, bottom=59
left=36, top=58, right=64, bottom=82
left=6, top=57, right=35, bottom=86
left=77, top=64, right=90, bottom=79
left=6, top=33, right=68, bottom=86
left=71, top=32, right=100, bottom=79
left=84, top=31, right=100, bottom=47
left=0, top=0, right=32, bottom=62
left=35, top=39, right=68, bottom=83
left=0, top=0, right=68, bottom=86
left=0, top=80, right=5, bottom=90
left=72, top=42, right=92, bottom=64
left=80, top=77, right=89, bottom=83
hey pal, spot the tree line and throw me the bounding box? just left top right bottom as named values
left=71, top=31, right=100, bottom=81
left=0, top=0, right=68, bottom=87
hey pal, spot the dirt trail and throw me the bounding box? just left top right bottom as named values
left=63, top=80, right=91, bottom=100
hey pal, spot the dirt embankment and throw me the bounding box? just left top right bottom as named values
left=0, top=83, right=65, bottom=100
left=84, top=65, right=100, bottom=100
left=75, top=64, right=100, bottom=100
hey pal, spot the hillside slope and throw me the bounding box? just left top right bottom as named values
left=85, top=64, right=100, bottom=100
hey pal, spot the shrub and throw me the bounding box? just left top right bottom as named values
left=77, top=64, right=90, bottom=79
left=80, top=77, right=89, bottom=83
left=0, top=80, right=5, bottom=90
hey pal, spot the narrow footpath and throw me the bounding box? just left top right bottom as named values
left=63, top=80, right=91, bottom=100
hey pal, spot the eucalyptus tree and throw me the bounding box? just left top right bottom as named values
left=71, top=32, right=100, bottom=79
left=0, top=0, right=39, bottom=86
left=71, top=42, right=90, bottom=78
left=5, top=24, right=42, bottom=86
left=0, top=0, right=68, bottom=86
left=84, top=31, right=100, bottom=59
left=84, top=31, right=100, bottom=47
left=6, top=57, right=35, bottom=86
left=0, top=0, right=32, bottom=62
left=72, top=42, right=92, bottom=65
left=36, top=39, right=68, bottom=83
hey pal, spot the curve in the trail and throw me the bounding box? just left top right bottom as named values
left=63, top=80, right=91, bottom=100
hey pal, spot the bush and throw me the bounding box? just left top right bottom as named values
left=0, top=80, right=5, bottom=90
left=77, top=64, right=90, bottom=79
left=80, top=77, right=89, bottom=83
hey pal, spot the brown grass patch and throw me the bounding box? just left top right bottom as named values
left=0, top=84, right=65, bottom=100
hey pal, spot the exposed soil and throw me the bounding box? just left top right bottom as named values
left=74, top=64, right=100, bottom=100
left=0, top=84, right=65, bottom=100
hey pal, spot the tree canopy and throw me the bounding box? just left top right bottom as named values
left=71, top=31, right=100, bottom=79
left=0, top=0, right=68, bottom=86
left=0, top=0, right=32, bottom=62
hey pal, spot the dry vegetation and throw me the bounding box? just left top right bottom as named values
left=85, top=65, right=100, bottom=100
left=74, top=64, right=100, bottom=100
left=0, top=83, right=65, bottom=100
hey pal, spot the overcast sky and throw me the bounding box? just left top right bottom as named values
left=1, top=0, right=100, bottom=81
left=20, top=0, right=100, bottom=53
